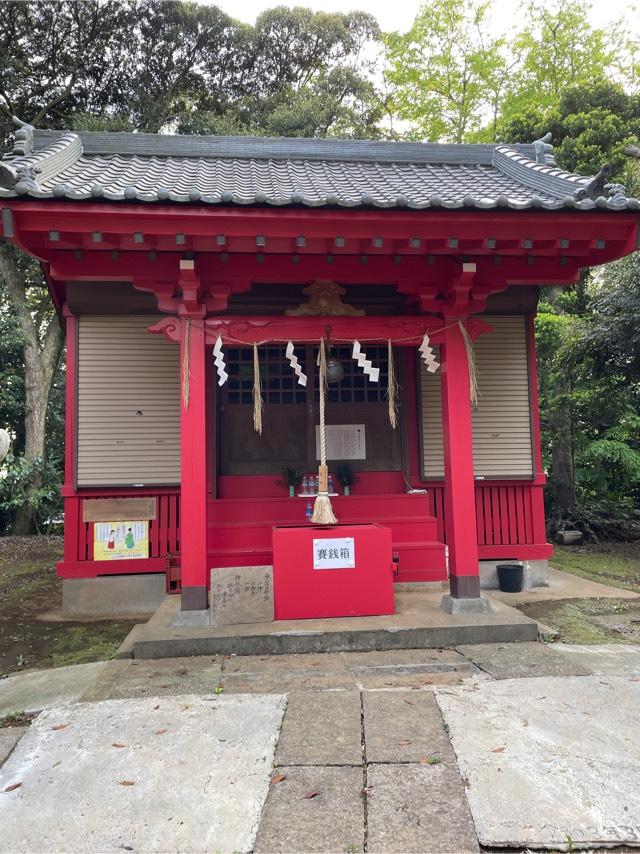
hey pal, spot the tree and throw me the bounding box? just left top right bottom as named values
left=0, top=245, right=63, bottom=533
left=500, top=0, right=620, bottom=124
left=118, top=0, right=239, bottom=133
left=0, top=0, right=137, bottom=532
left=0, top=1, right=384, bottom=533
left=501, top=82, right=640, bottom=190
left=383, top=0, right=510, bottom=142
left=178, top=7, right=382, bottom=138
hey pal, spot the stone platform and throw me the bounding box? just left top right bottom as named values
left=126, top=586, right=538, bottom=659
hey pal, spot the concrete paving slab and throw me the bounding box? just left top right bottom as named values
left=363, top=691, right=454, bottom=764
left=253, top=765, right=364, bottom=853
left=344, top=648, right=481, bottom=688
left=222, top=670, right=356, bottom=693
left=0, top=728, right=26, bottom=767
left=79, top=659, right=131, bottom=702
left=0, top=693, right=286, bottom=854
left=457, top=641, right=591, bottom=679
left=276, top=691, right=362, bottom=766
left=226, top=652, right=350, bottom=674
left=435, top=676, right=640, bottom=849
left=488, top=566, right=640, bottom=605
left=105, top=656, right=222, bottom=699
left=222, top=652, right=356, bottom=692
left=367, top=763, right=479, bottom=853
left=551, top=643, right=640, bottom=677
left=0, top=662, right=107, bottom=716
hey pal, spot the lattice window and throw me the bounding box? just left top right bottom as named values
left=325, top=345, right=390, bottom=404
left=226, top=346, right=307, bottom=405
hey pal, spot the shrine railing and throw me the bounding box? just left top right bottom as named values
left=425, top=481, right=547, bottom=549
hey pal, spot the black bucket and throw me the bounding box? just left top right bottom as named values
left=497, top=563, right=524, bottom=593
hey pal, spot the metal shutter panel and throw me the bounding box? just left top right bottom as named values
left=420, top=316, right=534, bottom=478
left=76, top=316, right=180, bottom=486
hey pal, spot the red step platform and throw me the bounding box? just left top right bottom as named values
left=207, top=493, right=447, bottom=583
left=272, top=523, right=395, bottom=620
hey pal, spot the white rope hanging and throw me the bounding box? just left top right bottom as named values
left=182, top=319, right=191, bottom=409
left=386, top=339, right=398, bottom=429
left=312, top=338, right=337, bottom=525
left=285, top=341, right=307, bottom=386
left=213, top=335, right=228, bottom=386
left=458, top=321, right=479, bottom=406
left=352, top=340, right=380, bottom=382
left=252, top=343, right=263, bottom=434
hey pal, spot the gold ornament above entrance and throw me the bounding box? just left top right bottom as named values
left=285, top=280, right=365, bottom=317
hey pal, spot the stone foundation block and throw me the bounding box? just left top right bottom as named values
left=62, top=574, right=167, bottom=619
left=479, top=560, right=549, bottom=590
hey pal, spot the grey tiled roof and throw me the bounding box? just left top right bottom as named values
left=0, top=125, right=637, bottom=211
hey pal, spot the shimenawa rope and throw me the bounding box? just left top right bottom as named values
left=312, top=338, right=337, bottom=525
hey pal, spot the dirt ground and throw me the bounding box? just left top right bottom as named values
left=516, top=543, right=640, bottom=644
left=0, top=537, right=138, bottom=677
left=1, top=537, right=640, bottom=673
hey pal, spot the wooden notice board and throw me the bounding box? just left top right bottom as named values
left=82, top=497, right=157, bottom=523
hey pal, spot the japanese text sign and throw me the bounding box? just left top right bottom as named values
left=313, top=537, right=355, bottom=570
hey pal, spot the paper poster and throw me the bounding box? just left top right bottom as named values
left=313, top=537, right=356, bottom=570
left=315, top=424, right=366, bottom=460
left=94, top=520, right=149, bottom=561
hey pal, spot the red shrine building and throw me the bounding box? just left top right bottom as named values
left=1, top=121, right=638, bottom=617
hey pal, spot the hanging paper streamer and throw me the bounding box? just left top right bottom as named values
left=418, top=334, right=440, bottom=374
left=212, top=335, right=228, bottom=386
left=285, top=341, right=307, bottom=386
left=352, top=340, right=380, bottom=382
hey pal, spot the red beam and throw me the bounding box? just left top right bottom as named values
left=43, top=249, right=583, bottom=288
left=148, top=314, right=493, bottom=346
left=5, top=200, right=637, bottom=245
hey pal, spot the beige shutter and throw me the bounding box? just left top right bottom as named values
left=420, top=316, right=534, bottom=478
left=77, top=316, right=180, bottom=486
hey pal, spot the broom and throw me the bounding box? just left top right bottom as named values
left=312, top=338, right=338, bottom=525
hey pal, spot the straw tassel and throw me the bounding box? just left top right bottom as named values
left=312, top=338, right=337, bottom=525
left=252, top=343, right=263, bottom=434
left=458, top=320, right=479, bottom=406
left=181, top=319, right=190, bottom=410
left=386, top=339, right=398, bottom=429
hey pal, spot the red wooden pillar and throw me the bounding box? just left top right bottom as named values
left=440, top=321, right=488, bottom=608
left=180, top=316, right=209, bottom=610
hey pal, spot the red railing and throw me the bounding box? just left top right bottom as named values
left=63, top=480, right=547, bottom=576
left=425, top=481, right=546, bottom=548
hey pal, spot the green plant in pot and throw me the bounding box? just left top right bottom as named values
left=280, top=467, right=303, bottom=497
left=336, top=463, right=356, bottom=496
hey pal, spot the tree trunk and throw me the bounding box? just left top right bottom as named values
left=0, top=241, right=63, bottom=534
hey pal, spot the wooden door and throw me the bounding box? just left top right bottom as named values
left=219, top=344, right=401, bottom=475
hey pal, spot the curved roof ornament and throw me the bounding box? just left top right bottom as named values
left=10, top=116, right=35, bottom=157
left=533, top=132, right=555, bottom=166
left=574, top=163, right=621, bottom=200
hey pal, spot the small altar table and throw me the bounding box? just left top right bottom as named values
left=272, top=523, right=395, bottom=620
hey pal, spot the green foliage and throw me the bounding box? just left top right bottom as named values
left=336, top=463, right=356, bottom=488
left=501, top=0, right=619, bottom=120
left=280, top=467, right=303, bottom=488
left=0, top=453, right=62, bottom=533
left=383, top=0, right=509, bottom=142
